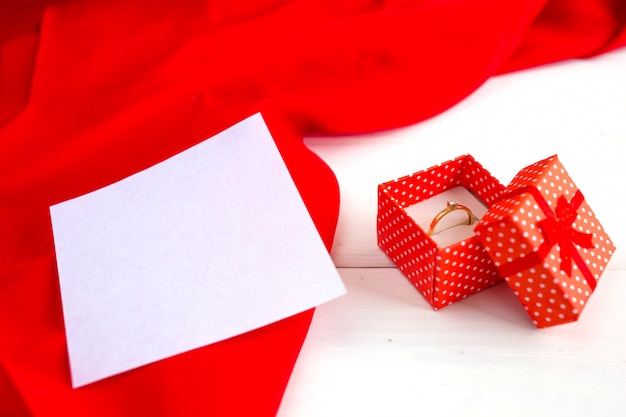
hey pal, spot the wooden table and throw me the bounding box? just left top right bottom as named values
left=277, top=47, right=626, bottom=417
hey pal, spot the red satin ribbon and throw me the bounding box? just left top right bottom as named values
left=497, top=186, right=596, bottom=290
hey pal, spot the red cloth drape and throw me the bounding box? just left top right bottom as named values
left=1, top=1, right=624, bottom=416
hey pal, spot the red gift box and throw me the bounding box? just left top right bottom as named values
left=475, top=155, right=616, bottom=328
left=377, top=155, right=506, bottom=309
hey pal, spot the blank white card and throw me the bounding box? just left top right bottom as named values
left=50, top=113, right=346, bottom=388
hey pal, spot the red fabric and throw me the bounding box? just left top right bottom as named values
left=1, top=1, right=624, bottom=416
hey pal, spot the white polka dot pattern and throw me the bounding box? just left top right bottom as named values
left=377, top=155, right=505, bottom=309
left=475, top=155, right=615, bottom=328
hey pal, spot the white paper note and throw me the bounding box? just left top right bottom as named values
left=50, top=113, right=346, bottom=388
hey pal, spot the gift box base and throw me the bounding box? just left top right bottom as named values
left=377, top=155, right=506, bottom=309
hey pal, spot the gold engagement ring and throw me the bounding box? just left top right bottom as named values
left=427, top=200, right=478, bottom=236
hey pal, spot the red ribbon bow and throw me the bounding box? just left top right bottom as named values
left=538, top=194, right=595, bottom=276
left=497, top=187, right=597, bottom=290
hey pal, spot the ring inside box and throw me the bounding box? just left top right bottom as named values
left=377, top=154, right=506, bottom=309
left=404, top=186, right=488, bottom=247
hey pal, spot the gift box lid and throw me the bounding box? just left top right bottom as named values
left=474, top=154, right=616, bottom=328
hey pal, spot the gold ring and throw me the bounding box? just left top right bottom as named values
left=427, top=200, right=478, bottom=236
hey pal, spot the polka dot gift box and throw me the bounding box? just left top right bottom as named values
left=377, top=155, right=506, bottom=309
left=474, top=155, right=615, bottom=328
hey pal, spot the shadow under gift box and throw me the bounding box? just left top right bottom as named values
left=377, top=155, right=506, bottom=310
left=474, top=155, right=616, bottom=328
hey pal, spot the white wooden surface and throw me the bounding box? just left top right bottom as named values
left=277, top=48, right=626, bottom=417
left=279, top=268, right=625, bottom=417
